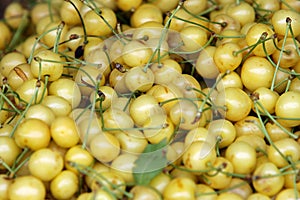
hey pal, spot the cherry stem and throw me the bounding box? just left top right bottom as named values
left=65, top=0, right=88, bottom=45
left=122, top=91, right=137, bottom=112
left=159, top=97, right=199, bottom=108
left=270, top=18, right=290, bottom=91
left=286, top=156, right=300, bottom=199
left=262, top=39, right=299, bottom=82
left=187, top=87, right=214, bottom=107
left=81, top=85, right=98, bottom=150
left=53, top=22, right=65, bottom=53
left=0, top=92, right=21, bottom=115
left=27, top=26, right=58, bottom=64
left=285, top=75, right=293, bottom=93
left=10, top=155, right=30, bottom=178
left=254, top=100, right=298, bottom=139
left=198, top=4, right=219, bottom=16
left=234, top=32, right=272, bottom=62
left=38, top=75, right=48, bottom=104
left=216, top=34, right=245, bottom=40
left=253, top=102, right=295, bottom=165
left=272, top=37, right=291, bottom=55
left=0, top=159, right=14, bottom=175
left=103, top=47, right=113, bottom=72
left=9, top=79, right=44, bottom=138
left=215, top=136, right=222, bottom=157
left=206, top=161, right=247, bottom=179
left=196, top=70, right=230, bottom=121
left=11, top=147, right=29, bottom=170
left=143, top=1, right=183, bottom=72
left=288, top=24, right=300, bottom=56
left=47, top=0, right=54, bottom=22
left=6, top=11, right=29, bottom=52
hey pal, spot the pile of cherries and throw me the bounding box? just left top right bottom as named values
left=1, top=0, right=300, bottom=199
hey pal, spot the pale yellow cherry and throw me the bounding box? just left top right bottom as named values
left=253, top=162, right=284, bottom=196
left=7, top=63, right=33, bottom=91
left=25, top=104, right=55, bottom=126
left=150, top=58, right=182, bottom=85
left=183, top=141, right=217, bottom=171
left=41, top=21, right=69, bottom=50
left=28, top=148, right=64, bottom=181
left=0, top=51, right=27, bottom=77
left=223, top=178, right=253, bottom=199
left=4, top=2, right=26, bottom=29
left=133, top=21, right=164, bottom=40
left=130, top=3, right=163, bottom=27
left=151, top=0, right=178, bottom=13
left=216, top=71, right=243, bottom=92
left=15, top=78, right=47, bottom=106
left=241, top=56, right=275, bottom=92
left=234, top=116, right=265, bottom=138
left=49, top=78, right=81, bottom=108
left=41, top=95, right=72, bottom=117
left=147, top=84, right=183, bottom=114
left=213, top=42, right=242, bottom=73
left=110, top=153, right=138, bottom=183
left=60, top=0, right=83, bottom=26
left=129, top=94, right=163, bottom=127
left=115, top=129, right=148, bottom=154
left=252, top=87, right=279, bottom=114
left=30, top=49, right=65, bottom=82
left=225, top=141, right=257, bottom=174
left=183, top=0, right=208, bottom=15
left=84, top=7, right=117, bottom=36
left=144, top=37, right=169, bottom=62
left=215, top=87, right=252, bottom=122
left=8, top=176, right=46, bottom=200
left=272, top=38, right=300, bottom=69
left=124, top=66, right=154, bottom=92
left=226, top=1, right=255, bottom=26
left=246, top=23, right=277, bottom=57
left=180, top=26, right=208, bottom=52
left=103, top=107, right=134, bottom=134
left=255, top=0, right=280, bottom=18
left=89, top=132, right=120, bottom=163
left=163, top=177, right=196, bottom=200
left=122, top=40, right=153, bottom=68
left=196, top=46, right=219, bottom=79
left=272, top=9, right=300, bottom=37
left=0, top=22, right=12, bottom=50
left=116, top=0, right=142, bottom=11
left=50, top=116, right=80, bottom=148
left=267, top=138, right=300, bottom=168
left=275, top=91, right=300, bottom=127
left=143, top=114, right=174, bottom=144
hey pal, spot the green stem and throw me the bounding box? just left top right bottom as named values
left=6, top=11, right=29, bottom=52
left=255, top=100, right=298, bottom=139
left=27, top=26, right=58, bottom=64
left=253, top=102, right=292, bottom=165
left=53, top=21, right=65, bottom=53
left=143, top=1, right=184, bottom=72
left=270, top=19, right=290, bottom=91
